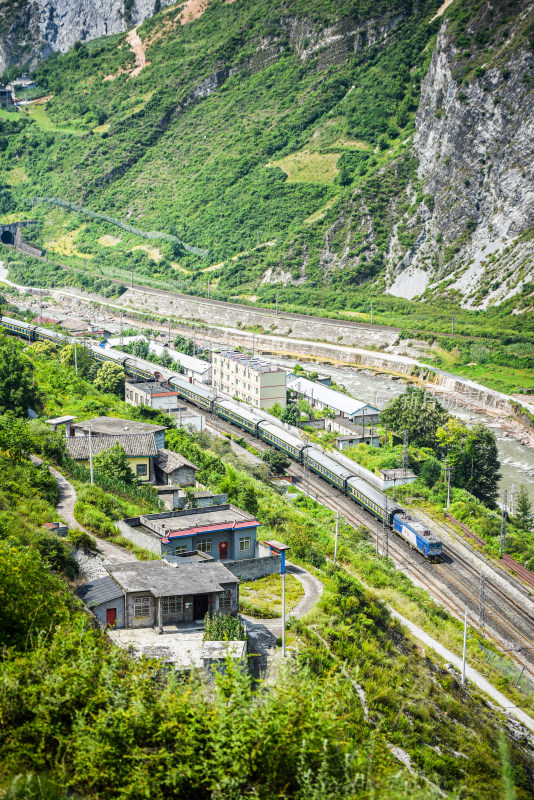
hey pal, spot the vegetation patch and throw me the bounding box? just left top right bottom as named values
left=267, top=150, right=341, bottom=185
left=239, top=572, right=304, bottom=618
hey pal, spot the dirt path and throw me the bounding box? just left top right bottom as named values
left=126, top=27, right=149, bottom=78
left=43, top=462, right=138, bottom=567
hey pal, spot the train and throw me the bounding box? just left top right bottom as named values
left=1, top=315, right=442, bottom=561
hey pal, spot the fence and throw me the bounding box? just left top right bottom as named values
left=474, top=638, right=534, bottom=697
left=26, top=197, right=209, bottom=257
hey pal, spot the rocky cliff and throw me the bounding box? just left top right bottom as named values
left=384, top=0, right=534, bottom=308
left=0, top=0, right=174, bottom=73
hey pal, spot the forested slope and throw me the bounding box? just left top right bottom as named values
left=0, top=0, right=532, bottom=314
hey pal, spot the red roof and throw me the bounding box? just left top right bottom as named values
left=43, top=522, right=59, bottom=530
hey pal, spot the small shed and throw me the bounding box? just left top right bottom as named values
left=77, top=576, right=125, bottom=629
left=154, top=448, right=199, bottom=487
left=42, top=521, right=68, bottom=537
left=379, top=468, right=417, bottom=489
left=201, top=640, right=248, bottom=681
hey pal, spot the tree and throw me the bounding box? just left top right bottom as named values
left=380, top=387, right=449, bottom=449
left=60, top=343, right=94, bottom=378
left=280, top=404, right=298, bottom=425
left=94, top=362, right=126, bottom=396
left=516, top=485, right=533, bottom=531
left=32, top=340, right=57, bottom=358
left=0, top=335, right=36, bottom=416
left=0, top=413, right=34, bottom=461
left=437, top=419, right=501, bottom=506
left=93, top=443, right=134, bottom=485
left=238, top=485, right=258, bottom=515
left=261, top=448, right=290, bottom=475
left=420, top=457, right=442, bottom=488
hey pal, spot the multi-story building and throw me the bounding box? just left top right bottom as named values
left=212, top=350, right=286, bottom=410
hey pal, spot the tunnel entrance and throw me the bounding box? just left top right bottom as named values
left=0, top=229, right=14, bottom=245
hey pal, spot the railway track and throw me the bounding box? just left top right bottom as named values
left=199, top=407, right=534, bottom=678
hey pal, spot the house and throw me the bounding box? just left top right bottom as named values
left=117, top=504, right=260, bottom=561
left=77, top=576, right=125, bottom=629
left=0, top=85, right=14, bottom=108
left=66, top=433, right=158, bottom=482
left=154, top=448, right=199, bottom=487
left=74, top=417, right=166, bottom=450
left=212, top=350, right=286, bottom=410
left=287, top=374, right=380, bottom=424
left=125, top=380, right=182, bottom=413
left=30, top=315, right=62, bottom=326
left=106, top=559, right=239, bottom=626
left=150, top=343, right=212, bottom=384
left=328, top=417, right=380, bottom=449
left=156, top=487, right=227, bottom=511
left=202, top=640, right=247, bottom=681
left=379, top=468, right=417, bottom=490
left=172, top=408, right=205, bottom=431
left=60, top=317, right=91, bottom=335
left=11, top=73, right=36, bottom=90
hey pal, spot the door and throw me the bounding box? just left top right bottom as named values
left=193, top=594, right=209, bottom=620
left=218, top=541, right=229, bottom=560
left=106, top=607, right=117, bottom=628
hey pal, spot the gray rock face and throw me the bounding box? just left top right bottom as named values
left=386, top=9, right=534, bottom=307
left=0, top=0, right=174, bottom=72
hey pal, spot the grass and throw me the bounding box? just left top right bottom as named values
left=267, top=150, right=341, bottom=184
left=20, top=103, right=85, bottom=136
left=45, top=225, right=94, bottom=260
left=239, top=572, right=304, bottom=617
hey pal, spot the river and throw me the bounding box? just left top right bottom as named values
left=270, top=355, right=534, bottom=507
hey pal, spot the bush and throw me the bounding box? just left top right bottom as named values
left=67, top=529, right=97, bottom=552
left=420, top=457, right=442, bottom=488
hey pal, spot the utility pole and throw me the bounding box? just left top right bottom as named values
left=446, top=464, right=452, bottom=509
left=510, top=484, right=517, bottom=517
left=168, top=319, right=171, bottom=346
left=393, top=476, right=397, bottom=501
left=119, top=310, right=123, bottom=349
left=275, top=292, right=279, bottom=316
left=402, top=429, right=409, bottom=479
left=131, top=265, right=134, bottom=289
left=499, top=490, right=508, bottom=557
left=74, top=341, right=78, bottom=375
left=479, top=573, right=486, bottom=631
left=88, top=427, right=94, bottom=485
left=461, top=607, right=468, bottom=686
left=39, top=288, right=42, bottom=325
left=370, top=303, right=373, bottom=325
left=334, top=511, right=339, bottom=563
left=382, top=498, right=388, bottom=558
left=208, top=279, right=210, bottom=299
left=451, top=317, right=455, bottom=336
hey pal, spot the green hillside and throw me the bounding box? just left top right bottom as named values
left=0, top=0, right=532, bottom=318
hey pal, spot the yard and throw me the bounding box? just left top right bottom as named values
left=239, top=573, right=304, bottom=618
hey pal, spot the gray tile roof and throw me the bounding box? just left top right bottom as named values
left=155, top=448, right=199, bottom=474
left=76, top=576, right=123, bottom=608
left=67, top=434, right=158, bottom=460
left=107, top=560, right=238, bottom=596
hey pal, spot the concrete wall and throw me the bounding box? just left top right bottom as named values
left=92, top=596, right=125, bottom=629
left=115, top=520, right=162, bottom=555
left=224, top=554, right=282, bottom=581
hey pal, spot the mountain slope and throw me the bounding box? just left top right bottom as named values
left=0, top=0, right=532, bottom=314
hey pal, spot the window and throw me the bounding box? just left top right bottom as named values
left=136, top=464, right=147, bottom=476
left=197, top=539, right=212, bottom=553
left=162, top=595, right=183, bottom=615
left=133, top=596, right=150, bottom=617
left=219, top=590, right=232, bottom=612
left=239, top=536, right=251, bottom=552
left=135, top=393, right=138, bottom=403
left=175, top=545, right=187, bottom=554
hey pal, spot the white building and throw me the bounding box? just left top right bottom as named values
left=212, top=350, right=286, bottom=410
left=125, top=381, right=183, bottom=413
left=287, top=374, right=380, bottom=424
left=107, top=337, right=212, bottom=384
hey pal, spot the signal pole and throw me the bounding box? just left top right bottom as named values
left=446, top=465, right=452, bottom=509
left=479, top=573, right=486, bottom=631
left=334, top=510, right=339, bottom=563
left=499, top=490, right=508, bottom=557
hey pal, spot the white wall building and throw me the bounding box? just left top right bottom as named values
left=107, top=336, right=212, bottom=384
left=287, top=374, right=380, bottom=423
left=125, top=381, right=183, bottom=413
left=212, top=350, right=286, bottom=410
